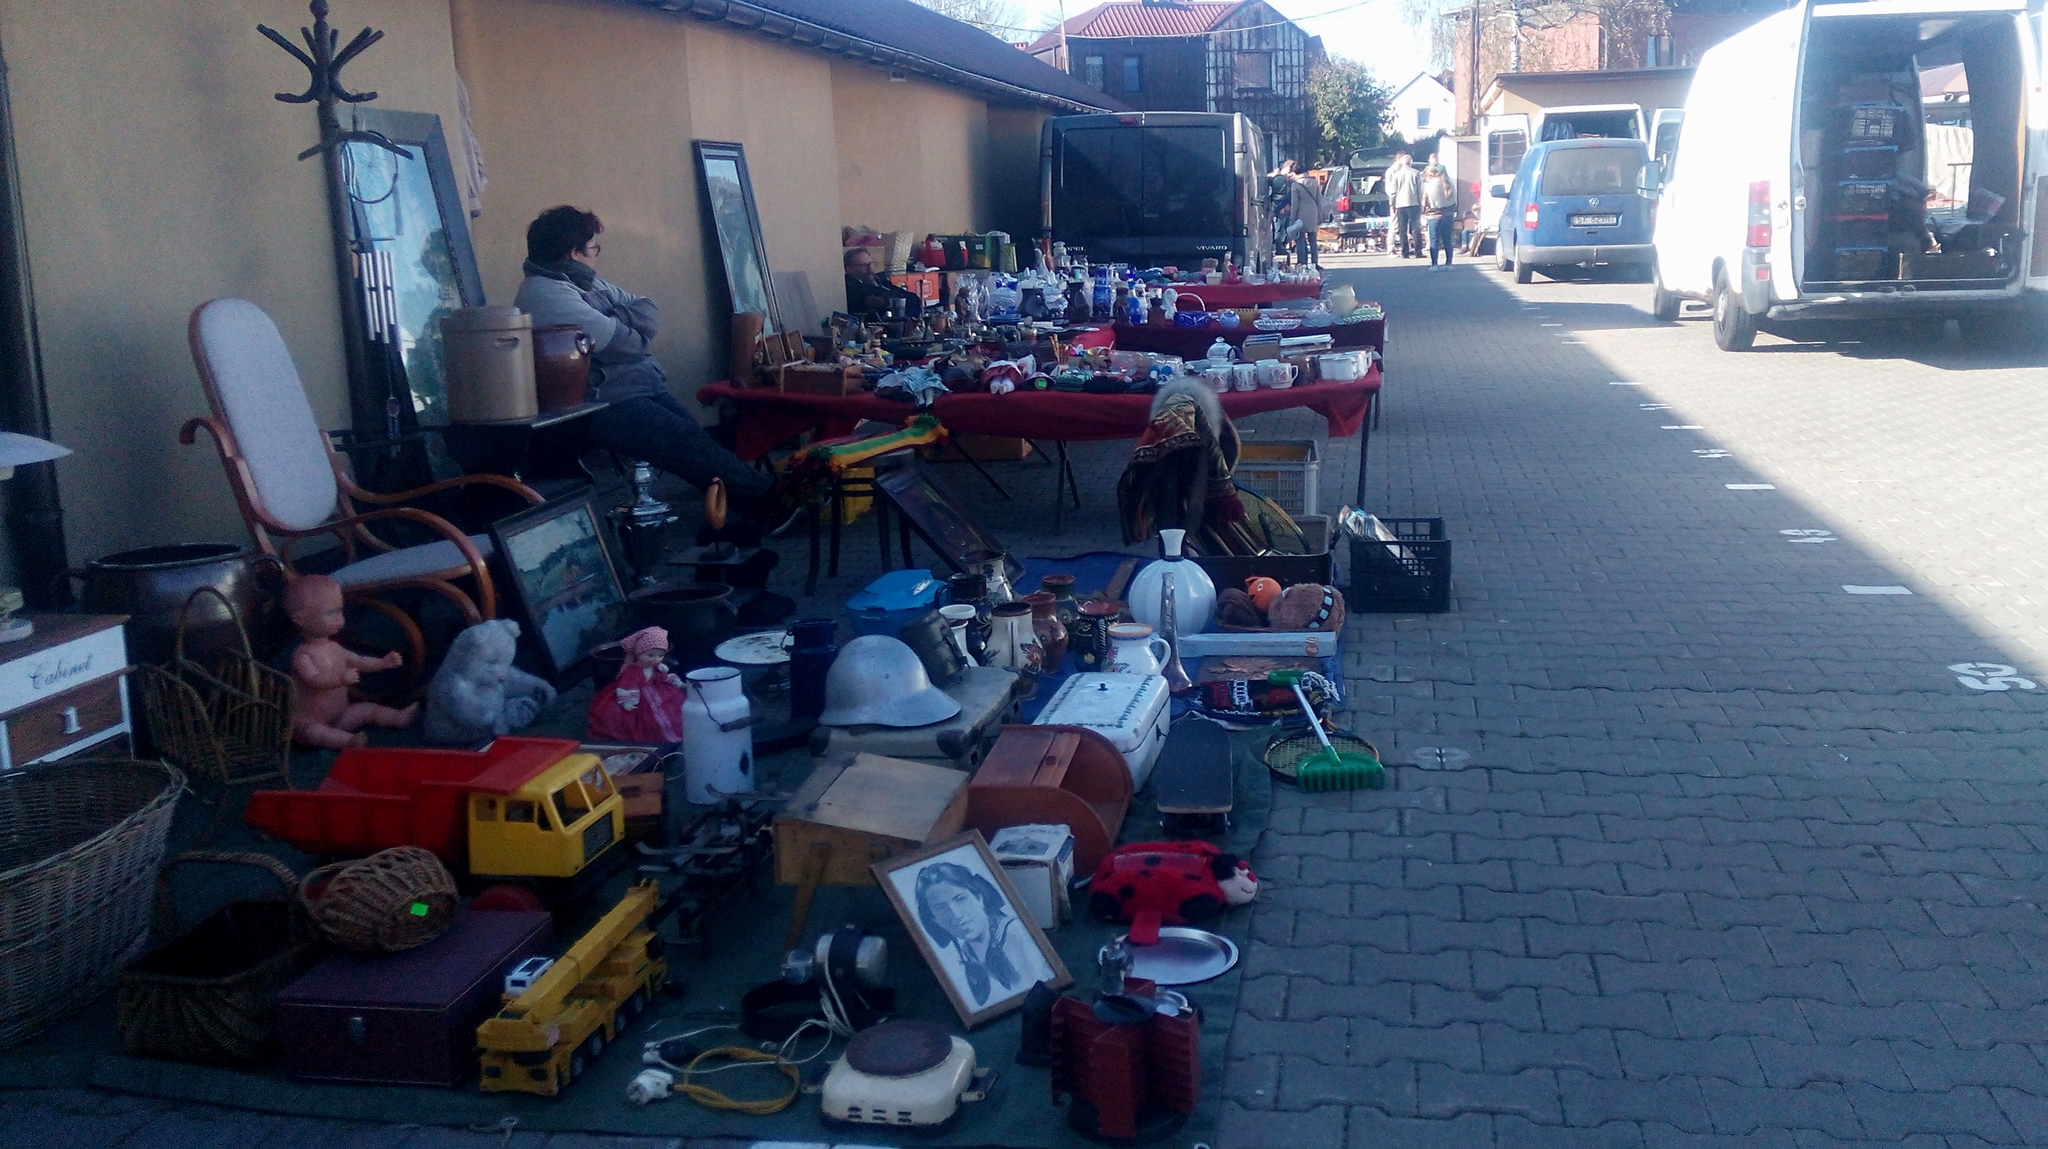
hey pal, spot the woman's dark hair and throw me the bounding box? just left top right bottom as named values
left=527, top=206, right=603, bottom=263
left=913, top=860, right=1007, bottom=948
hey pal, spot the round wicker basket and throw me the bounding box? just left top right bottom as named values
left=298, top=846, right=457, bottom=953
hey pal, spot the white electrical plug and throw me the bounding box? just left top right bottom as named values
left=627, top=1067, right=675, bottom=1105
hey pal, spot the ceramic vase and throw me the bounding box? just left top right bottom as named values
left=1130, top=528, right=1216, bottom=635
left=938, top=603, right=980, bottom=667
left=984, top=601, right=1043, bottom=675
left=1023, top=591, right=1069, bottom=670
left=1039, top=573, right=1080, bottom=630
left=967, top=550, right=1016, bottom=605
left=1071, top=600, right=1122, bottom=671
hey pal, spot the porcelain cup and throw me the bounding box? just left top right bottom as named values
left=1230, top=363, right=1259, bottom=392
left=1257, top=361, right=1298, bottom=389
left=1202, top=366, right=1231, bottom=394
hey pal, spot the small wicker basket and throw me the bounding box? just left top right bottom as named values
left=134, top=586, right=292, bottom=791
left=298, top=846, right=458, bottom=953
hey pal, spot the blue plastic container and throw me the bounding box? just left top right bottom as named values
left=847, top=569, right=943, bottom=637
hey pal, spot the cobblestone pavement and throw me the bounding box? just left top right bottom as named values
left=1221, top=255, right=2048, bottom=1148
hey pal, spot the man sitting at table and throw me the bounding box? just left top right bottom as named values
left=844, top=246, right=924, bottom=319
left=515, top=205, right=798, bottom=534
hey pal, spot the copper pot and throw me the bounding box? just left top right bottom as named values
left=60, top=544, right=281, bottom=666
left=532, top=324, right=594, bottom=412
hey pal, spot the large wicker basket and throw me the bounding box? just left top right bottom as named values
left=117, top=851, right=322, bottom=1061
left=0, top=758, right=184, bottom=1048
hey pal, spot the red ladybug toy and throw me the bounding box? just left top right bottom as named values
left=1088, top=840, right=1259, bottom=944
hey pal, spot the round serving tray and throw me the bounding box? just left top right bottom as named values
left=1119, top=926, right=1240, bottom=985
left=715, top=630, right=793, bottom=666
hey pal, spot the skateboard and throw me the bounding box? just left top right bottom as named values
left=1152, top=715, right=1234, bottom=836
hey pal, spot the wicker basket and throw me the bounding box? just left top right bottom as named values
left=116, top=851, right=322, bottom=1061
left=0, top=759, right=184, bottom=1048
left=299, top=846, right=457, bottom=953
left=134, top=586, right=293, bottom=790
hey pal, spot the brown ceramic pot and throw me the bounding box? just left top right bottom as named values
left=1023, top=590, right=1068, bottom=670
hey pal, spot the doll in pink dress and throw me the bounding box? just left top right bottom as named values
left=587, top=626, right=686, bottom=743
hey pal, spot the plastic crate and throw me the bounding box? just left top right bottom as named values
left=1196, top=516, right=1332, bottom=590
left=1236, top=439, right=1321, bottom=519
left=1347, top=517, right=1451, bottom=614
left=1830, top=245, right=1891, bottom=281
left=1829, top=217, right=1890, bottom=246
left=1847, top=103, right=1905, bottom=140
left=1836, top=143, right=1899, bottom=180
left=1836, top=180, right=1893, bottom=216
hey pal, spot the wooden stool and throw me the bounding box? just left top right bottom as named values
left=966, top=725, right=1132, bottom=874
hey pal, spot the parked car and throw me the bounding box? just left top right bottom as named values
left=1645, top=0, right=2041, bottom=351
left=1492, top=137, right=1655, bottom=283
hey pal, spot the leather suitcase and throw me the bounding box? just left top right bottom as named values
left=276, top=908, right=552, bottom=1088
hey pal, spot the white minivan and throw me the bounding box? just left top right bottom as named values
left=1646, top=0, right=2044, bottom=350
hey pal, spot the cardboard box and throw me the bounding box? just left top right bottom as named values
left=778, top=362, right=864, bottom=396
left=989, top=824, right=1075, bottom=929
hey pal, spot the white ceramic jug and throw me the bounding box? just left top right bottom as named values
left=1104, top=623, right=1169, bottom=675
left=1130, top=528, right=1216, bottom=635
left=683, top=666, right=754, bottom=804
left=939, top=603, right=980, bottom=667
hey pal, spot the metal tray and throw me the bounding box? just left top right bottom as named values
left=716, top=630, right=792, bottom=666
left=1120, top=927, right=1239, bottom=985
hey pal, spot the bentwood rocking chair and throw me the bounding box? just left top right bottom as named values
left=181, top=298, right=543, bottom=683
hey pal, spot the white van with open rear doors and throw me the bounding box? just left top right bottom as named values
left=1644, top=0, right=2045, bottom=350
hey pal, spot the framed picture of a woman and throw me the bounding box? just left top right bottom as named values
left=873, top=831, right=1071, bottom=1027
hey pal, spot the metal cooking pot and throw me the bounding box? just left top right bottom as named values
left=628, top=582, right=737, bottom=670
left=60, top=543, right=281, bottom=666
left=817, top=636, right=961, bottom=728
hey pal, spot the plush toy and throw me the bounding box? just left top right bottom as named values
left=586, top=626, right=686, bottom=744
left=283, top=574, right=418, bottom=749
left=422, top=619, right=559, bottom=744
left=1089, top=840, right=1259, bottom=944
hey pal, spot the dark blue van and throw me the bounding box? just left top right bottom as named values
left=1492, top=138, right=1654, bottom=284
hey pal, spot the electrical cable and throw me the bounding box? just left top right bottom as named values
left=675, top=1046, right=802, bottom=1114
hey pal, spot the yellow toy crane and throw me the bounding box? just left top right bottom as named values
left=477, top=880, right=667, bottom=1095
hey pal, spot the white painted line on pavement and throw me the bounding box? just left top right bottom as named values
left=1562, top=340, right=1587, bottom=344
left=1662, top=425, right=1704, bottom=429
left=1844, top=585, right=1913, bottom=595
left=1950, top=662, right=2038, bottom=691
left=1541, top=322, right=1563, bottom=326
left=1640, top=403, right=1672, bottom=410
left=1781, top=529, right=1837, bottom=544
left=1693, top=449, right=1731, bottom=458
left=1726, top=484, right=1777, bottom=490
left=1610, top=381, right=1641, bottom=386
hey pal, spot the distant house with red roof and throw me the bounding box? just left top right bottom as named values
left=1028, top=0, right=1327, bottom=162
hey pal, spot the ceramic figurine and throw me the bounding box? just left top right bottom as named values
left=283, top=574, right=417, bottom=749
left=587, top=626, right=686, bottom=744
left=422, top=619, right=560, bottom=744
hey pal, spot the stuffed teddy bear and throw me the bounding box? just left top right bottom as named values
left=1089, top=840, right=1259, bottom=944
left=422, top=619, right=558, bottom=744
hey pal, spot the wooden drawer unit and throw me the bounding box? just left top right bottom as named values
left=0, top=614, right=133, bottom=768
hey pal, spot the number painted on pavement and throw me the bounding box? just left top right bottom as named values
left=1948, top=663, right=2038, bottom=692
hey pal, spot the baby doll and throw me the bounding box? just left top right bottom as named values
left=586, top=626, right=686, bottom=744
left=284, top=574, right=418, bottom=749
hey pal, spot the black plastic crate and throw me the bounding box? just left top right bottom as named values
left=1835, top=143, right=1899, bottom=180
left=1829, top=217, right=1889, bottom=247
left=1836, top=180, right=1893, bottom=216
left=1347, top=517, right=1451, bottom=614
left=1830, top=245, right=1891, bottom=281
left=1847, top=103, right=1905, bottom=140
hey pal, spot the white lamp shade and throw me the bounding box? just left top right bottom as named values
left=0, top=432, right=68, bottom=468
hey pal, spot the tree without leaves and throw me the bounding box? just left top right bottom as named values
left=1306, top=58, right=1394, bottom=166
left=909, top=0, right=1032, bottom=38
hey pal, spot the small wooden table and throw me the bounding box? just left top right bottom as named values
left=438, top=402, right=610, bottom=495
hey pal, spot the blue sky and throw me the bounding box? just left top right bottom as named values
left=1003, top=0, right=1433, bottom=90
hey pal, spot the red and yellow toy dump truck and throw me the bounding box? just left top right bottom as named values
left=244, top=737, right=626, bottom=894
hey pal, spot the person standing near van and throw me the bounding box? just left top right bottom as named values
left=1273, top=160, right=1325, bottom=269
left=1386, top=153, right=1423, bottom=259
left=1421, top=162, right=1457, bottom=268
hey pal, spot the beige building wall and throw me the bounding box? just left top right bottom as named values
left=831, top=62, right=991, bottom=242
left=0, top=0, right=465, bottom=563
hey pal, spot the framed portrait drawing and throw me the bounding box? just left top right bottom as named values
left=693, top=139, right=782, bottom=331
left=489, top=494, right=630, bottom=684
left=873, top=831, right=1071, bottom=1027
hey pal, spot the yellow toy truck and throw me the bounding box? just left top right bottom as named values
left=477, top=880, right=668, bottom=1095
left=245, top=737, right=626, bottom=896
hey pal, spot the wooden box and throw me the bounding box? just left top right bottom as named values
left=0, top=614, right=133, bottom=769
left=774, top=753, right=970, bottom=887
left=276, top=908, right=553, bottom=1088
left=967, top=725, right=1131, bottom=874
left=778, top=363, right=865, bottom=396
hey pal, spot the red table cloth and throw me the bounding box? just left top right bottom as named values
left=700, top=369, right=1381, bottom=461
left=1163, top=279, right=1321, bottom=308
left=1108, top=319, right=1384, bottom=362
